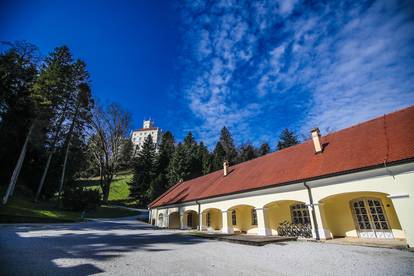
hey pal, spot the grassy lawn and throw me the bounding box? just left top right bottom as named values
left=77, top=170, right=138, bottom=207
left=0, top=187, right=139, bottom=223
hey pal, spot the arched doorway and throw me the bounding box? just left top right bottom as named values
left=184, top=210, right=198, bottom=229
left=227, top=205, right=257, bottom=234
left=320, top=192, right=404, bottom=240
left=264, top=200, right=312, bottom=238
left=158, top=213, right=164, bottom=227
left=202, top=208, right=222, bottom=231
left=168, top=212, right=180, bottom=229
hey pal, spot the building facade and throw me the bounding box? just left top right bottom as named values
left=131, top=120, right=162, bottom=153
left=148, top=106, right=414, bottom=247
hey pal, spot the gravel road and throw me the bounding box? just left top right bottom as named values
left=1, top=216, right=413, bottom=276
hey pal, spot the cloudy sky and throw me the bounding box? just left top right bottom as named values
left=2, top=0, right=414, bottom=148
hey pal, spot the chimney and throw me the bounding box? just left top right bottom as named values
left=311, top=128, right=322, bottom=154
left=223, top=160, right=229, bottom=176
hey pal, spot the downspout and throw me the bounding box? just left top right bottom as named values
left=304, top=182, right=320, bottom=240
left=196, top=200, right=201, bottom=231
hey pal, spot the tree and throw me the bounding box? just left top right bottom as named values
left=219, top=127, right=238, bottom=164
left=58, top=80, right=93, bottom=195
left=277, top=128, right=299, bottom=150
left=156, top=131, right=175, bottom=177
left=199, top=142, right=212, bottom=175
left=129, top=135, right=156, bottom=206
left=238, top=144, right=258, bottom=163
left=0, top=42, right=48, bottom=204
left=167, top=143, right=189, bottom=186
left=212, top=141, right=226, bottom=171
left=34, top=46, right=81, bottom=201
left=259, top=143, right=271, bottom=156
left=89, top=103, right=131, bottom=203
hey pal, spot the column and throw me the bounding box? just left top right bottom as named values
left=179, top=210, right=185, bottom=230
left=166, top=209, right=170, bottom=229
left=256, top=207, right=271, bottom=236
left=198, top=211, right=203, bottom=231
left=308, top=203, right=331, bottom=240
left=389, top=194, right=414, bottom=247
left=221, top=210, right=234, bottom=234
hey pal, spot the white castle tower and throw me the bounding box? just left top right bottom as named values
left=131, top=119, right=162, bottom=154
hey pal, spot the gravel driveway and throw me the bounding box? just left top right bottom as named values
left=1, top=216, right=413, bottom=275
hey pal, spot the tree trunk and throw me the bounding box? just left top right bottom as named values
left=35, top=104, right=69, bottom=201
left=58, top=101, right=81, bottom=195
left=2, top=122, right=35, bottom=205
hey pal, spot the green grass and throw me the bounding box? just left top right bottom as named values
left=0, top=197, right=81, bottom=222
left=77, top=171, right=138, bottom=207
left=0, top=185, right=139, bottom=223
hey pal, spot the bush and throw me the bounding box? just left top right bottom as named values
left=63, top=187, right=101, bottom=212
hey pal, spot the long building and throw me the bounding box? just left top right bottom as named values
left=148, top=106, right=414, bottom=247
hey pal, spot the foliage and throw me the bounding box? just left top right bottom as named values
left=277, top=128, right=299, bottom=150
left=219, top=127, right=238, bottom=164
left=259, top=143, right=271, bottom=156
left=89, top=103, right=131, bottom=203
left=238, top=144, right=258, bottom=163
left=129, top=135, right=156, bottom=206
left=62, top=187, right=101, bottom=212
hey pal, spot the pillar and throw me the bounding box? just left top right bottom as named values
left=221, top=210, right=234, bottom=234
left=389, top=194, right=414, bottom=247
left=179, top=210, right=185, bottom=230
left=308, top=203, right=331, bottom=240
left=198, top=211, right=203, bottom=231
left=256, top=207, right=271, bottom=236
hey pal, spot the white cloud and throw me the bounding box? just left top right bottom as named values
left=178, top=0, right=414, bottom=146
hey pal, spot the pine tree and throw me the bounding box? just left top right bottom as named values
left=129, top=135, right=156, bottom=206
left=167, top=142, right=189, bottom=186
left=199, top=142, right=212, bottom=175
left=148, top=131, right=175, bottom=200
left=212, top=141, right=226, bottom=171
left=238, top=144, right=258, bottom=162
left=277, top=128, right=299, bottom=150
left=219, top=127, right=238, bottom=164
left=259, top=143, right=271, bottom=156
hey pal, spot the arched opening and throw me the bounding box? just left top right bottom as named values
left=202, top=208, right=222, bottom=231
left=184, top=210, right=198, bottom=229
left=168, top=212, right=180, bottom=229
left=227, top=205, right=257, bottom=234
left=264, top=200, right=311, bottom=237
left=320, top=192, right=404, bottom=240
left=158, top=213, right=164, bottom=227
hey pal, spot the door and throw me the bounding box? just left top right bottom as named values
left=351, top=198, right=393, bottom=239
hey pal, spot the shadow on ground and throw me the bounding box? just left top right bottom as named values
left=0, top=219, right=208, bottom=275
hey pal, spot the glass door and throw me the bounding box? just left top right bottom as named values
left=351, top=198, right=393, bottom=239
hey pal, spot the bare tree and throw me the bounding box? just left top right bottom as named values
left=89, top=103, right=131, bottom=204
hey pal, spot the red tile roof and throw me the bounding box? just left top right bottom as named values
left=133, top=127, right=159, bottom=132
left=149, top=106, right=414, bottom=208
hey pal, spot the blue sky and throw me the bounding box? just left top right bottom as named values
left=2, top=0, right=414, bottom=148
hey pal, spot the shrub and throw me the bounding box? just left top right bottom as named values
left=63, top=187, right=101, bottom=212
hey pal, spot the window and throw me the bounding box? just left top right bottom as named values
left=158, top=214, right=164, bottom=226
left=291, top=203, right=310, bottom=225
left=251, top=209, right=257, bottom=225
left=231, top=210, right=237, bottom=225
left=187, top=213, right=193, bottom=227
left=206, top=212, right=211, bottom=227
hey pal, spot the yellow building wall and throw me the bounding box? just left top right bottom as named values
left=168, top=212, right=180, bottom=229
left=266, top=200, right=302, bottom=235
left=230, top=205, right=258, bottom=234
left=202, top=209, right=223, bottom=230
left=321, top=192, right=404, bottom=238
